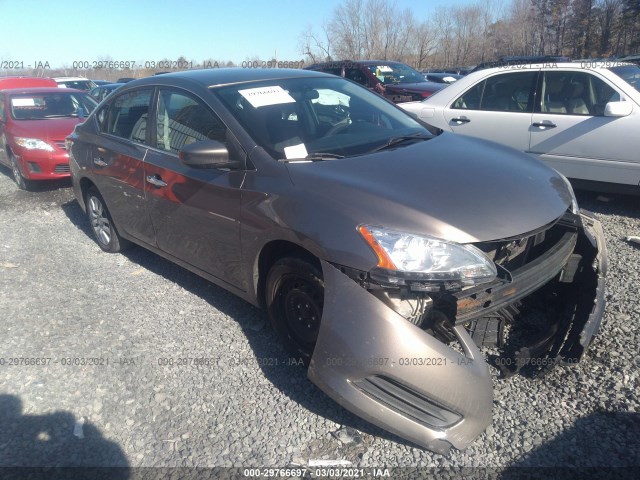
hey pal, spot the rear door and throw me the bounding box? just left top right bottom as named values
left=143, top=87, right=246, bottom=287
left=91, top=88, right=156, bottom=245
left=529, top=69, right=640, bottom=185
left=441, top=70, right=539, bottom=151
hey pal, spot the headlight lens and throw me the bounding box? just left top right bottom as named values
left=358, top=225, right=497, bottom=285
left=15, top=137, right=54, bottom=152
left=559, top=173, right=579, bottom=215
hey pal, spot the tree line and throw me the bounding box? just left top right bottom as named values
left=299, top=0, right=640, bottom=69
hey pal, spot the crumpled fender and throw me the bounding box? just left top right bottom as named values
left=308, top=260, right=493, bottom=453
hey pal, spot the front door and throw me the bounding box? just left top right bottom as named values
left=143, top=88, right=246, bottom=288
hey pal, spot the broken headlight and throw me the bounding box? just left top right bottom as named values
left=358, top=225, right=497, bottom=286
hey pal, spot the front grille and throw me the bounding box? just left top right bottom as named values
left=54, top=164, right=70, bottom=173
left=476, top=216, right=566, bottom=271
left=54, top=141, right=67, bottom=150
left=353, top=375, right=462, bottom=429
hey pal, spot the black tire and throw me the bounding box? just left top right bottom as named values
left=266, top=256, right=324, bottom=363
left=85, top=186, right=129, bottom=253
left=10, top=153, right=33, bottom=191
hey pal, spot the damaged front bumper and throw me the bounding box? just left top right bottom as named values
left=308, top=211, right=607, bottom=453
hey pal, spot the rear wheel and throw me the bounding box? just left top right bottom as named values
left=85, top=186, right=128, bottom=253
left=10, top=154, right=33, bottom=191
left=266, top=256, right=324, bottom=363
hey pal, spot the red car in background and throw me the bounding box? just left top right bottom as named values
left=305, top=60, right=446, bottom=102
left=0, top=87, right=97, bottom=189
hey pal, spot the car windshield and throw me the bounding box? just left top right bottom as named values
left=365, top=63, right=426, bottom=85
left=58, top=80, right=95, bottom=91
left=213, top=76, right=431, bottom=160
left=10, top=92, right=98, bottom=120
left=609, top=65, right=640, bottom=92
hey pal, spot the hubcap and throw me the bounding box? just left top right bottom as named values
left=280, top=276, right=323, bottom=346
left=11, top=159, right=25, bottom=188
left=88, top=196, right=111, bottom=246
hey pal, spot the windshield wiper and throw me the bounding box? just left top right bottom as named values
left=279, top=152, right=345, bottom=163
left=370, top=133, right=432, bottom=153
left=43, top=114, right=73, bottom=118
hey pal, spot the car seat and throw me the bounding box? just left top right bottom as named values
left=542, top=78, right=567, bottom=113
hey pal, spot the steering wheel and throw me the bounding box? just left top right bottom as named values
left=325, top=118, right=352, bottom=136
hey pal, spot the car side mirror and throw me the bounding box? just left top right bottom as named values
left=604, top=100, right=632, bottom=117
left=179, top=140, right=243, bottom=170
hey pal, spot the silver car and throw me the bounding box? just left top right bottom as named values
left=401, top=61, right=640, bottom=194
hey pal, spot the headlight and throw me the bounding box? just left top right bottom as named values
left=358, top=225, right=497, bottom=285
left=559, top=173, right=579, bottom=215
left=15, top=137, right=54, bottom=152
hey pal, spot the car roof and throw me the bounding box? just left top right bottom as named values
left=0, top=76, right=58, bottom=89
left=307, top=60, right=408, bottom=68
left=467, top=61, right=635, bottom=76
left=121, top=68, right=330, bottom=89
left=51, top=77, right=89, bottom=82
left=2, top=87, right=85, bottom=94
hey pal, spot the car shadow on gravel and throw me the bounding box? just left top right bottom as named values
left=0, top=164, right=71, bottom=193
left=60, top=198, right=414, bottom=453
left=0, top=394, right=129, bottom=478
left=501, top=411, right=640, bottom=478
left=575, top=191, right=640, bottom=220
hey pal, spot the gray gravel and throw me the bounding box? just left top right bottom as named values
left=0, top=168, right=638, bottom=473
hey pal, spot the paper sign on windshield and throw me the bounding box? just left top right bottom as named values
left=377, top=66, right=393, bottom=72
left=239, top=86, right=295, bottom=108
left=284, top=143, right=308, bottom=160
left=11, top=98, right=36, bottom=107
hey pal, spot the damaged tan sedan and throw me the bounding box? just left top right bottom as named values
left=67, top=68, right=607, bottom=454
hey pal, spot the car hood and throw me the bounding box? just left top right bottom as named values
left=285, top=133, right=572, bottom=243
left=9, top=118, right=84, bottom=141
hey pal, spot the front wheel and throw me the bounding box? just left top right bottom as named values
left=266, top=257, right=324, bottom=363
left=10, top=154, right=33, bottom=191
left=85, top=186, right=129, bottom=253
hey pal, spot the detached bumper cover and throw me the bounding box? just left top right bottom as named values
left=308, top=212, right=606, bottom=453
left=309, top=260, right=493, bottom=454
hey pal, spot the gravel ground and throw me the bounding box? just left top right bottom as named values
left=0, top=167, right=638, bottom=475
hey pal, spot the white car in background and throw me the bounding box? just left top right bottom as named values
left=53, top=76, right=97, bottom=92
left=401, top=62, right=640, bottom=194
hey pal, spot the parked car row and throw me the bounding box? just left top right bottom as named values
left=305, top=60, right=446, bottom=102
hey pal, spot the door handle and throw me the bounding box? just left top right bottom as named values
left=451, top=117, right=471, bottom=124
left=146, top=175, right=167, bottom=188
left=93, top=157, right=107, bottom=167
left=532, top=121, right=557, bottom=129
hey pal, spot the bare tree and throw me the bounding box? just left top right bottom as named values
left=299, top=24, right=332, bottom=63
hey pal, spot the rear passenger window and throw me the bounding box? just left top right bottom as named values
left=155, top=89, right=226, bottom=153
left=453, top=71, right=537, bottom=112
left=102, top=89, right=152, bottom=143
left=539, top=71, right=620, bottom=116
